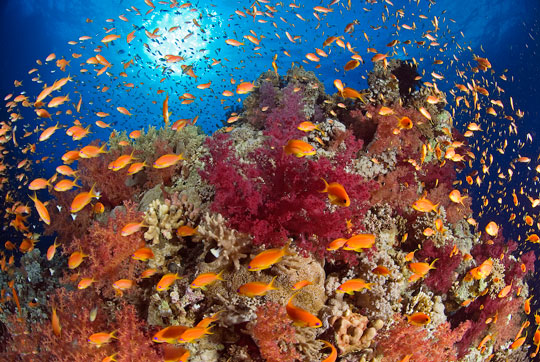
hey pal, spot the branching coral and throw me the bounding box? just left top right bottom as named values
left=143, top=192, right=200, bottom=246
left=196, top=212, right=252, bottom=270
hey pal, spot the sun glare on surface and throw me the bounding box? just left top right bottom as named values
left=142, top=10, right=218, bottom=76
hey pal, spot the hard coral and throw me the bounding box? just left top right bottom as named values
left=197, top=212, right=252, bottom=270
left=330, top=312, right=382, bottom=355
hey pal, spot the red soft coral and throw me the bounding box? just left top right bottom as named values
left=374, top=314, right=470, bottom=362
left=115, top=303, right=162, bottom=361
left=247, top=302, right=301, bottom=362
left=65, top=200, right=145, bottom=299
left=3, top=288, right=161, bottom=362
left=201, top=131, right=375, bottom=265
left=78, top=146, right=137, bottom=206
left=416, top=240, right=462, bottom=294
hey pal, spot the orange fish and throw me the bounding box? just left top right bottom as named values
left=336, top=278, right=374, bottom=295
left=297, top=121, right=326, bottom=136
left=372, top=265, right=391, bottom=276
left=191, top=270, right=225, bottom=289
left=407, top=312, right=431, bottom=326
left=412, top=196, right=439, bottom=213
left=94, top=202, right=105, bottom=214
left=153, top=154, right=184, bottom=169
left=54, top=178, right=81, bottom=192
left=153, top=325, right=189, bottom=343
left=485, top=221, right=499, bottom=237
left=283, top=139, right=316, bottom=157
left=236, top=82, right=254, bottom=94
left=225, top=39, right=244, bottom=46
left=195, top=311, right=223, bottom=329
left=524, top=296, right=533, bottom=315
left=343, top=234, right=375, bottom=252
left=177, top=225, right=198, bottom=237
left=71, top=184, right=100, bottom=213
left=408, top=259, right=438, bottom=276
left=286, top=292, right=322, bottom=328
left=326, top=237, right=348, bottom=251
left=141, top=268, right=158, bottom=278
left=113, top=279, right=135, bottom=295
left=292, top=280, right=312, bottom=290
left=28, top=178, right=51, bottom=191
left=77, top=277, right=95, bottom=290
left=320, top=178, right=350, bottom=207
left=29, top=192, right=50, bottom=225
left=510, top=334, right=527, bottom=350
left=68, top=250, right=88, bottom=269
left=498, top=282, right=512, bottom=298
left=79, top=144, right=107, bottom=158
left=248, top=243, right=293, bottom=271
left=163, top=93, right=171, bottom=125
left=177, top=325, right=213, bottom=343
left=110, top=151, right=136, bottom=171
left=88, top=331, right=117, bottom=346
left=397, top=116, right=413, bottom=130
left=163, top=345, right=190, bottom=362
left=52, top=306, right=61, bottom=337
left=238, top=276, right=278, bottom=297
left=466, top=259, right=493, bottom=281
left=132, top=247, right=154, bottom=261
left=156, top=273, right=183, bottom=291
left=120, top=222, right=145, bottom=236
left=127, top=161, right=147, bottom=175
left=449, top=189, right=467, bottom=204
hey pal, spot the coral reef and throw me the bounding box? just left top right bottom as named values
left=2, top=57, right=535, bottom=362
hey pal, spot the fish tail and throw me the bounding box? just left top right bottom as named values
left=287, top=291, right=300, bottom=306
left=73, top=176, right=81, bottom=188
left=319, top=177, right=329, bottom=193
left=216, top=270, right=225, bottom=281
left=268, top=275, right=278, bottom=290
left=283, top=240, right=295, bottom=256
